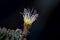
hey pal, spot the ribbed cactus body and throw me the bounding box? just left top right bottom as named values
left=0, top=27, right=21, bottom=40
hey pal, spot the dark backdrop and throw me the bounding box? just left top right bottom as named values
left=0, top=0, right=60, bottom=40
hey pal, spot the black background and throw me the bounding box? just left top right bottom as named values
left=0, top=0, right=60, bottom=40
